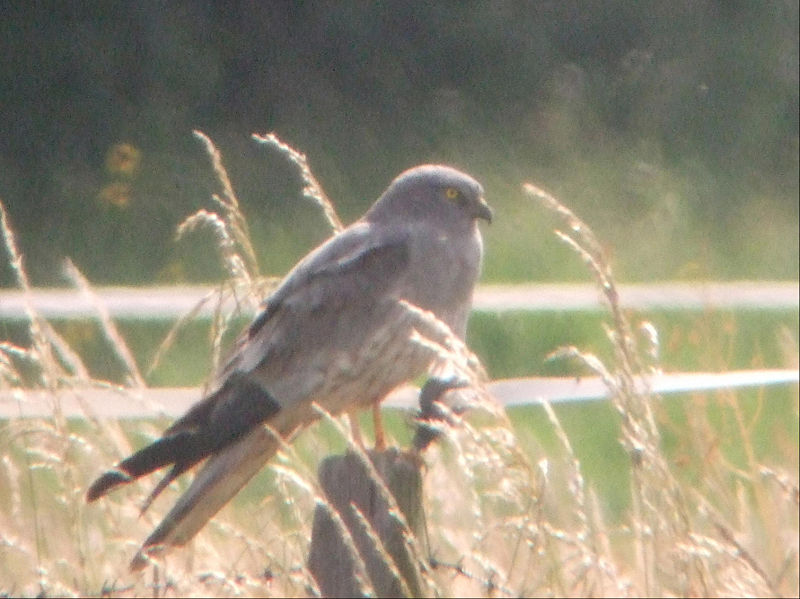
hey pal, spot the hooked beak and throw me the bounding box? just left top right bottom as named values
left=473, top=197, right=493, bottom=224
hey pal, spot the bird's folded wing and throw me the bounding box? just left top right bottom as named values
left=229, top=231, right=411, bottom=378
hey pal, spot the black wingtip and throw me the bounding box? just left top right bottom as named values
left=86, top=469, right=132, bottom=502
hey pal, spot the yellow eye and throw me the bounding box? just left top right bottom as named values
left=445, top=187, right=460, bottom=200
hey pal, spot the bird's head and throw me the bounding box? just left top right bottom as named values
left=366, top=164, right=493, bottom=229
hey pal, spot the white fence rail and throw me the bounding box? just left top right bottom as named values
left=0, top=281, right=797, bottom=319
left=1, top=282, right=796, bottom=418
left=1, top=370, right=797, bottom=419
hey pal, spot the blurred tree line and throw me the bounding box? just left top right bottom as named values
left=0, top=0, right=797, bottom=285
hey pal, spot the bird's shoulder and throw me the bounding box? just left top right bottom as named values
left=247, top=220, right=410, bottom=339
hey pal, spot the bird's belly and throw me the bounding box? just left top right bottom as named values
left=267, top=317, right=435, bottom=419
left=316, top=329, right=434, bottom=414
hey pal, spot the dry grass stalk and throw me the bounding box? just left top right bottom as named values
left=156, top=130, right=339, bottom=379
left=524, top=181, right=797, bottom=597
left=1, top=200, right=87, bottom=387
left=62, top=258, right=145, bottom=388
left=399, top=291, right=630, bottom=595
left=347, top=502, right=416, bottom=596
left=158, top=133, right=266, bottom=379
left=192, top=129, right=260, bottom=276
left=251, top=131, right=344, bottom=234
left=525, top=183, right=691, bottom=591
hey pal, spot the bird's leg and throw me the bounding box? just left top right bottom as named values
left=372, top=404, right=386, bottom=451
left=348, top=413, right=364, bottom=448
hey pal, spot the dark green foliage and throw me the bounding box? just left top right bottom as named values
left=0, top=2, right=796, bottom=285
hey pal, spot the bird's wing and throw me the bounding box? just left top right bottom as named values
left=222, top=223, right=414, bottom=401
left=124, top=224, right=421, bottom=568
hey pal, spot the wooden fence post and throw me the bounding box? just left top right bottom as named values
left=307, top=447, right=426, bottom=598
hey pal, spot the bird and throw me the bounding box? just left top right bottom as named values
left=86, top=164, right=493, bottom=570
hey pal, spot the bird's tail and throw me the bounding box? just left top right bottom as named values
left=86, top=374, right=281, bottom=508
left=129, top=425, right=285, bottom=570
left=85, top=374, right=290, bottom=569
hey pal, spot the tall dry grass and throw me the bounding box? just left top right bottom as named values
left=0, top=135, right=797, bottom=597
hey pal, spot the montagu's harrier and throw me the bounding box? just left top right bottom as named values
left=87, top=164, right=492, bottom=569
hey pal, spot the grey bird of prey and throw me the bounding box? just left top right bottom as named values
left=87, top=164, right=492, bottom=569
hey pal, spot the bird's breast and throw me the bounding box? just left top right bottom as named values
left=401, top=226, right=483, bottom=332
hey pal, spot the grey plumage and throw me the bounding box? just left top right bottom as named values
left=87, top=164, right=492, bottom=569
